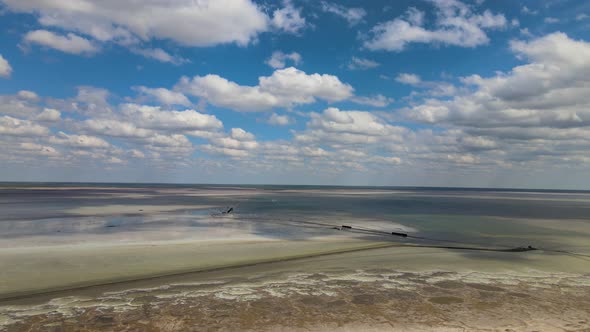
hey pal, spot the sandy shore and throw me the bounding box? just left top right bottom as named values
left=0, top=239, right=395, bottom=300
left=2, top=247, right=589, bottom=331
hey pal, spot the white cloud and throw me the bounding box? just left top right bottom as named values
left=268, top=113, right=294, bottom=126
left=521, top=6, right=538, bottom=15
left=0, top=116, right=49, bottom=136
left=76, top=86, right=110, bottom=106
left=24, top=30, right=98, bottom=54
left=320, top=2, right=366, bottom=26
left=350, top=95, right=394, bottom=107
left=230, top=128, right=255, bottom=141
left=134, top=86, right=191, bottom=106
left=176, top=67, right=354, bottom=112
left=146, top=133, right=192, bottom=148
left=201, top=145, right=249, bottom=158
left=271, top=1, right=307, bottom=34
left=370, top=156, right=402, bottom=165
left=129, top=149, right=145, bottom=158
left=403, top=33, right=590, bottom=164
left=0, top=54, right=12, bottom=78
left=83, top=119, right=152, bottom=138
left=0, top=94, right=40, bottom=118
left=121, top=104, right=223, bottom=131
left=295, top=107, right=407, bottom=146
left=106, top=156, right=125, bottom=164
left=131, top=48, right=189, bottom=65
left=266, top=51, right=302, bottom=69
left=176, top=74, right=278, bottom=112
left=576, top=14, right=589, bottom=21
left=49, top=131, right=111, bottom=148
left=259, top=67, right=353, bottom=103
left=35, top=108, right=61, bottom=122
left=395, top=73, right=457, bottom=97
left=20, top=142, right=60, bottom=157
left=17, top=90, right=38, bottom=100
left=81, top=102, right=223, bottom=153
left=347, top=57, right=380, bottom=70
left=203, top=128, right=258, bottom=158
left=4, top=0, right=269, bottom=47
left=520, top=28, right=533, bottom=37
left=544, top=17, right=559, bottom=24
left=396, top=73, right=422, bottom=85
left=308, top=107, right=395, bottom=136
left=365, top=0, right=507, bottom=51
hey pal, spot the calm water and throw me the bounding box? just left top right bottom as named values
left=2, top=183, right=589, bottom=249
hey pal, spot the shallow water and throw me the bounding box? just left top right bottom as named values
left=1, top=184, right=589, bottom=331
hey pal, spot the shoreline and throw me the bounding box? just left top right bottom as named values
left=0, top=240, right=397, bottom=302
left=2, top=255, right=589, bottom=331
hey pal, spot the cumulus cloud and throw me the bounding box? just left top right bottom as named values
left=131, top=48, right=189, bottom=65
left=396, top=73, right=422, bottom=85
left=1, top=88, right=223, bottom=166
left=203, top=128, right=258, bottom=158
left=365, top=0, right=507, bottom=51
left=19, top=142, right=60, bottom=157
left=120, top=104, right=223, bottom=131
left=79, top=100, right=223, bottom=159
left=0, top=94, right=41, bottom=118
left=396, top=73, right=457, bottom=97
left=347, top=57, right=380, bottom=70
left=544, top=17, right=559, bottom=24
left=267, top=113, right=294, bottom=126
left=76, top=86, right=110, bottom=106
left=17, top=90, right=38, bottom=100
left=350, top=94, right=394, bottom=107
left=35, top=108, right=61, bottom=122
left=5, top=30, right=590, bottom=180
left=176, top=67, right=354, bottom=112
left=134, top=86, right=191, bottom=106
left=0, top=116, right=49, bottom=136
left=521, top=6, right=538, bottom=15
left=23, top=30, right=99, bottom=54
left=3, top=0, right=269, bottom=47
left=49, top=131, right=111, bottom=148
left=403, top=32, right=590, bottom=163
left=83, top=119, right=152, bottom=138
left=271, top=1, right=307, bottom=34
left=320, top=2, right=366, bottom=26
left=129, top=149, right=145, bottom=158
left=295, top=107, right=407, bottom=146
left=145, top=133, right=192, bottom=149
left=0, top=54, right=12, bottom=78
left=266, top=51, right=302, bottom=69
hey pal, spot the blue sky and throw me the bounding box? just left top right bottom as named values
left=1, top=0, right=590, bottom=188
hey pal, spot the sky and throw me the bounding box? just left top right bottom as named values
left=1, top=0, right=590, bottom=189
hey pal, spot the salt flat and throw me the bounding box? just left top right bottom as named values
left=1, top=184, right=589, bottom=331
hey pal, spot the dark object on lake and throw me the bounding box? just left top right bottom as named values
left=391, top=231, right=408, bottom=237
left=339, top=225, right=407, bottom=237
left=505, top=245, right=537, bottom=252
left=210, top=206, right=234, bottom=217
left=106, top=225, right=117, bottom=228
